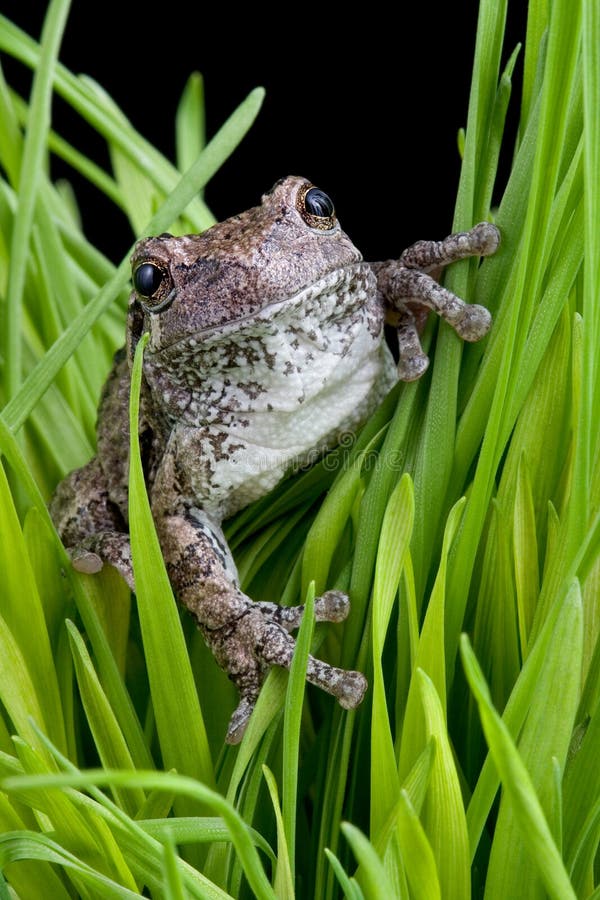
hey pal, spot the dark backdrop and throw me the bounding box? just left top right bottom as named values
left=1, top=2, right=526, bottom=263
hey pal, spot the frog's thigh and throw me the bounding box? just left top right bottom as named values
left=51, top=458, right=123, bottom=543
left=50, top=459, right=134, bottom=589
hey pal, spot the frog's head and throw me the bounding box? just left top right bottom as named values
left=127, top=175, right=363, bottom=360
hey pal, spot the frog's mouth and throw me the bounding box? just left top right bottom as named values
left=146, top=263, right=373, bottom=356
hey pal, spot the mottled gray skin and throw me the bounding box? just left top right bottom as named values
left=51, top=176, right=499, bottom=743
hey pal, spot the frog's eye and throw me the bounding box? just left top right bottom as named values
left=132, top=261, right=175, bottom=312
left=297, top=184, right=336, bottom=230
left=133, top=262, right=165, bottom=298
left=304, top=188, right=335, bottom=218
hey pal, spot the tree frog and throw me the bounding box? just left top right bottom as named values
left=51, top=176, right=499, bottom=742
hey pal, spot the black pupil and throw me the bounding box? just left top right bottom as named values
left=304, top=187, right=334, bottom=218
left=134, top=263, right=163, bottom=297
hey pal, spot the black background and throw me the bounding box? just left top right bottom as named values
left=1, top=2, right=526, bottom=263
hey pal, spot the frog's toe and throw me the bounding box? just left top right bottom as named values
left=470, top=222, right=501, bottom=256
left=397, top=350, right=429, bottom=382
left=71, top=548, right=103, bottom=575
left=335, top=670, right=368, bottom=709
left=225, top=696, right=256, bottom=744
left=87, top=531, right=135, bottom=590
left=315, top=590, right=350, bottom=622
left=395, top=308, right=430, bottom=382
left=453, top=303, right=493, bottom=341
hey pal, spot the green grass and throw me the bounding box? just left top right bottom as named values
left=0, top=0, right=598, bottom=896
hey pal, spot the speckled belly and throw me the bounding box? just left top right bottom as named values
left=173, top=273, right=397, bottom=518
left=205, top=338, right=396, bottom=518
left=148, top=263, right=398, bottom=520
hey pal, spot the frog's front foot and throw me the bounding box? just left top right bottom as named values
left=220, top=591, right=367, bottom=744
left=376, top=221, right=500, bottom=380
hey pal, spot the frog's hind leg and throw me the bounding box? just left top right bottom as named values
left=155, top=510, right=368, bottom=744
left=50, top=458, right=134, bottom=590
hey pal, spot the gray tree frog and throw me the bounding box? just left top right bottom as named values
left=51, top=176, right=499, bottom=743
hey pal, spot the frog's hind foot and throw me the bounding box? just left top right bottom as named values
left=226, top=694, right=259, bottom=745
left=224, top=596, right=367, bottom=744
left=225, top=641, right=367, bottom=746
left=256, top=589, right=350, bottom=632
left=258, top=622, right=367, bottom=710
left=69, top=532, right=134, bottom=591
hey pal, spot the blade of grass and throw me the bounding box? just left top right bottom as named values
left=9, top=88, right=124, bottom=208
left=139, top=817, right=273, bottom=858
left=446, top=0, right=583, bottom=676
left=370, top=474, right=414, bottom=838
left=282, top=591, right=315, bottom=878
left=161, top=837, right=187, bottom=900
left=1, top=86, right=265, bottom=437
left=0, top=795, right=70, bottom=899
left=484, top=579, right=582, bottom=896
left=11, top=738, right=139, bottom=893
left=465, top=570, right=575, bottom=856
left=399, top=499, right=465, bottom=780
left=324, top=848, right=364, bottom=900
left=176, top=73, right=205, bottom=175
left=3, top=0, right=71, bottom=399
left=263, top=765, right=294, bottom=900
left=24, top=725, right=234, bottom=899
left=301, top=462, right=363, bottom=597
left=0, top=58, right=22, bottom=184
left=0, top=832, right=140, bottom=899
left=395, top=789, right=441, bottom=900
left=128, top=333, right=213, bottom=791
left=0, top=18, right=210, bottom=230
left=347, top=381, right=420, bottom=652
left=521, top=2, right=548, bottom=130
left=3, top=769, right=277, bottom=900
left=342, top=822, right=395, bottom=899
left=0, top=408, right=154, bottom=772
left=408, top=0, right=508, bottom=594
left=461, top=634, right=577, bottom=900
left=416, top=670, right=470, bottom=900
left=0, top=460, right=66, bottom=754
left=66, top=621, right=145, bottom=817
